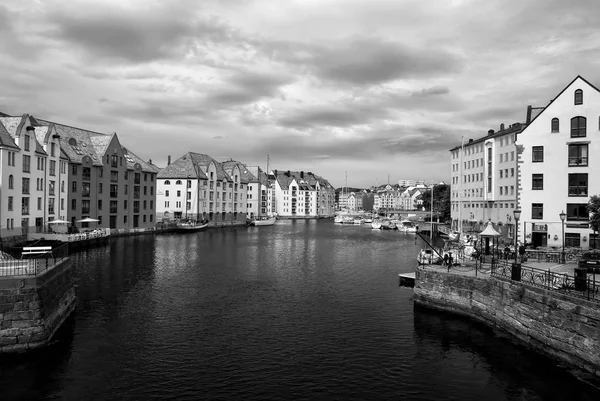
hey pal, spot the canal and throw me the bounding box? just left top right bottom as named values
left=1, top=220, right=599, bottom=400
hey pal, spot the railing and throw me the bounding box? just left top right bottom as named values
left=67, top=228, right=111, bottom=242
left=492, top=261, right=599, bottom=303
left=524, top=249, right=584, bottom=264
left=0, top=244, right=70, bottom=277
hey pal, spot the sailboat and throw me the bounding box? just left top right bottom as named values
left=247, top=155, right=277, bottom=227
left=176, top=178, right=209, bottom=232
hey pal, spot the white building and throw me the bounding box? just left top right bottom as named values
left=156, top=153, right=248, bottom=222
left=0, top=114, right=68, bottom=242
left=518, top=76, right=600, bottom=249
left=450, top=123, right=521, bottom=236
left=346, top=192, right=363, bottom=211
left=272, top=170, right=335, bottom=217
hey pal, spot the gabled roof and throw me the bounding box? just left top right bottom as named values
left=523, top=75, right=600, bottom=129
left=449, top=123, right=524, bottom=152
left=221, top=160, right=255, bottom=184
left=157, top=153, right=204, bottom=179
left=0, top=115, right=47, bottom=155
left=35, top=119, right=105, bottom=165
left=189, top=153, right=231, bottom=181
left=0, top=120, right=18, bottom=149
left=122, top=147, right=159, bottom=174
left=89, top=133, right=114, bottom=157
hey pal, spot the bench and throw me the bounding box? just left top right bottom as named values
left=21, top=246, right=52, bottom=258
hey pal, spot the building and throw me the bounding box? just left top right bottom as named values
left=156, top=153, right=248, bottom=222
left=373, top=185, right=402, bottom=211
left=35, top=119, right=158, bottom=230
left=400, top=187, right=424, bottom=210
left=450, top=123, right=523, bottom=236
left=245, top=166, right=269, bottom=219
left=0, top=114, right=67, bottom=241
left=271, top=170, right=335, bottom=217
left=397, top=179, right=426, bottom=187
left=346, top=192, right=363, bottom=211
left=518, top=76, right=600, bottom=249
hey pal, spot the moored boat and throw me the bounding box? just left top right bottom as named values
left=371, top=220, right=382, bottom=229
left=399, top=220, right=418, bottom=233
left=176, top=220, right=209, bottom=232
left=248, top=217, right=277, bottom=226
left=417, top=249, right=442, bottom=264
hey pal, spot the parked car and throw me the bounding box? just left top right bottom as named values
left=578, top=250, right=600, bottom=273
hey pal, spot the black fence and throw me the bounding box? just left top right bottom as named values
left=0, top=244, right=70, bottom=277
left=492, top=261, right=599, bottom=303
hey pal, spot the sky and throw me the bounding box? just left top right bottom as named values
left=1, top=0, right=600, bottom=188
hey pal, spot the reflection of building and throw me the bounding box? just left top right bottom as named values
left=450, top=123, right=522, bottom=237
left=518, top=76, right=600, bottom=249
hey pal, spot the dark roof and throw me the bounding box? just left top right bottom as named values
left=449, top=123, right=524, bottom=152
left=0, top=115, right=47, bottom=155
left=122, top=146, right=159, bottom=174
left=188, top=153, right=231, bottom=181
left=221, top=160, right=257, bottom=184
left=0, top=120, right=18, bottom=149
left=273, top=170, right=332, bottom=190
left=36, top=119, right=106, bottom=165
left=157, top=152, right=232, bottom=180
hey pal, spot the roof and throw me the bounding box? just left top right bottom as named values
left=272, top=170, right=332, bottom=191
left=89, top=133, right=113, bottom=157
left=0, top=115, right=47, bottom=155
left=157, top=152, right=234, bottom=180
left=0, top=120, right=18, bottom=149
left=188, top=153, right=231, bottom=181
left=449, top=123, right=524, bottom=152
left=479, top=221, right=501, bottom=237
left=221, top=160, right=255, bottom=184
left=36, top=119, right=106, bottom=165
left=122, top=146, right=159, bottom=174
left=523, top=75, right=600, bottom=129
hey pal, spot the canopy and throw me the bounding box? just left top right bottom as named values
left=479, top=221, right=501, bottom=237
left=76, top=217, right=100, bottom=223
left=47, top=219, right=69, bottom=224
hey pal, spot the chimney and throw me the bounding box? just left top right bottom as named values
left=526, top=105, right=532, bottom=124
left=167, top=155, right=171, bottom=165
left=468, top=139, right=473, bottom=143
left=300, top=171, right=304, bottom=179
left=500, top=123, right=505, bottom=131
left=488, top=129, right=494, bottom=136
left=148, top=159, right=152, bottom=165
left=286, top=170, right=290, bottom=176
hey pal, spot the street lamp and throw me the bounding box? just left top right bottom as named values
left=559, top=210, right=566, bottom=264
left=513, top=209, right=521, bottom=264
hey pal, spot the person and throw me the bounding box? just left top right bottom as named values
left=443, top=253, right=449, bottom=266
left=518, top=243, right=526, bottom=262
left=448, top=252, right=453, bottom=267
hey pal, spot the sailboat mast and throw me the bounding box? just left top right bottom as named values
left=458, top=136, right=464, bottom=235
left=265, top=154, right=270, bottom=217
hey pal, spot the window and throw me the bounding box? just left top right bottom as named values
left=568, top=144, right=588, bottom=166
left=82, top=200, right=90, bottom=214
left=22, top=197, right=29, bottom=215
left=71, top=199, right=76, bottom=210
left=568, top=173, right=588, bottom=196
left=110, top=184, right=118, bottom=197
left=98, top=200, right=103, bottom=210
left=551, top=118, right=559, bottom=132
left=165, top=190, right=169, bottom=197
left=50, top=160, right=56, bottom=176
left=565, top=233, right=581, bottom=247
left=571, top=116, right=586, bottom=138
left=8, top=175, right=13, bottom=189
left=8, top=196, right=13, bottom=211
left=111, top=171, right=119, bottom=182
left=566, top=203, right=588, bottom=221
left=110, top=201, right=118, bottom=213
left=574, top=89, right=583, bottom=105
left=124, top=200, right=128, bottom=210
left=532, top=203, right=543, bottom=220
left=23, top=155, right=31, bottom=172
left=111, top=154, right=118, bottom=168
left=499, top=170, right=503, bottom=178
left=22, top=178, right=30, bottom=194
left=83, top=167, right=91, bottom=180
left=134, top=173, right=140, bottom=184
left=532, top=146, right=544, bottom=162
left=176, top=180, right=182, bottom=185
left=82, top=182, right=91, bottom=197
left=72, top=181, right=77, bottom=192
left=51, top=142, right=56, bottom=157
left=165, top=180, right=170, bottom=185
left=177, top=190, right=181, bottom=197
left=24, top=134, right=30, bottom=151
left=72, top=164, right=78, bottom=175
left=99, top=183, right=103, bottom=193
left=532, top=174, right=543, bottom=190
left=511, top=168, right=514, bottom=177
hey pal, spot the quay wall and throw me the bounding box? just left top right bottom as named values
left=414, top=269, right=600, bottom=378
left=0, top=259, right=76, bottom=353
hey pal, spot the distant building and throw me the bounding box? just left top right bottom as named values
left=272, top=170, right=335, bottom=217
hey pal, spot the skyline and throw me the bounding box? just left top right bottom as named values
left=1, top=0, right=599, bottom=188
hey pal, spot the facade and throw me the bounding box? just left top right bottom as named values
left=0, top=114, right=67, bottom=240
left=373, top=185, right=402, bottom=211
left=450, top=123, right=522, bottom=236
left=397, top=179, right=426, bottom=187
left=346, top=192, right=363, bottom=211
left=245, top=166, right=268, bottom=218
left=37, top=120, right=157, bottom=230
left=272, top=170, right=335, bottom=217
left=156, top=153, right=248, bottom=222
left=400, top=188, right=424, bottom=210
left=518, top=76, right=600, bottom=249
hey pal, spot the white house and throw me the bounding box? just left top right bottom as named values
left=272, top=170, right=335, bottom=217
left=518, top=76, right=600, bottom=249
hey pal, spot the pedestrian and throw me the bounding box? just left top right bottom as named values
left=448, top=252, right=453, bottom=267
left=443, top=253, right=449, bottom=266
left=518, top=243, right=526, bottom=262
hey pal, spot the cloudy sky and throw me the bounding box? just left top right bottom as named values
left=1, top=0, right=599, bottom=188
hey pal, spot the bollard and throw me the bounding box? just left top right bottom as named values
left=511, top=262, right=521, bottom=281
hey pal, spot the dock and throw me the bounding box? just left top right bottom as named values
left=398, top=272, right=416, bottom=288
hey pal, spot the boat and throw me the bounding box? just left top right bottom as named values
left=417, top=249, right=442, bottom=264
left=248, top=216, right=276, bottom=226
left=353, top=218, right=363, bottom=225
left=399, top=220, right=418, bottom=233
left=381, top=220, right=396, bottom=230
left=177, top=220, right=209, bottom=232
left=334, top=215, right=345, bottom=223
left=371, top=220, right=382, bottom=229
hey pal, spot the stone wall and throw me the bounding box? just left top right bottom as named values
left=414, top=269, right=600, bottom=378
left=0, top=259, right=76, bottom=353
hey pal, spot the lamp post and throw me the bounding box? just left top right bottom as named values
left=513, top=209, right=521, bottom=264
left=559, top=210, right=566, bottom=264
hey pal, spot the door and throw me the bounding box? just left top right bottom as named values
left=532, top=232, right=547, bottom=248
left=110, top=216, right=117, bottom=229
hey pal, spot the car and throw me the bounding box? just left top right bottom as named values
left=577, top=250, right=600, bottom=273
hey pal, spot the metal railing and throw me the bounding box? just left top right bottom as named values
left=0, top=244, right=70, bottom=277
left=492, top=261, right=599, bottom=303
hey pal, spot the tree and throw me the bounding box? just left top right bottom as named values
left=587, top=195, right=600, bottom=249
left=417, top=184, right=451, bottom=222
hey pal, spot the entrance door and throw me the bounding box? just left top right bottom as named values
left=35, top=217, right=43, bottom=233
left=133, top=215, right=139, bottom=228
left=110, top=216, right=117, bottom=229
left=532, top=232, right=547, bottom=248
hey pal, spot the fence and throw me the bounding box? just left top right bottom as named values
left=524, top=249, right=585, bottom=264
left=492, top=261, right=599, bottom=303
left=0, top=244, right=70, bottom=278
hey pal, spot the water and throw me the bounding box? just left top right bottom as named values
left=1, top=220, right=599, bottom=400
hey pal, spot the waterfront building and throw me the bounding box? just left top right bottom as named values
left=518, top=76, right=600, bottom=249
left=156, top=153, right=248, bottom=222
left=397, top=179, right=426, bottom=187
left=400, top=187, right=424, bottom=210
left=0, top=114, right=67, bottom=241
left=346, top=192, right=363, bottom=211
left=450, top=123, right=523, bottom=237
left=373, top=186, right=402, bottom=211
left=35, top=119, right=158, bottom=230
left=271, top=170, right=335, bottom=217
left=245, top=166, right=270, bottom=218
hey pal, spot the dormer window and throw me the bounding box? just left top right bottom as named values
left=575, top=89, right=583, bottom=105
left=551, top=118, right=559, bottom=133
